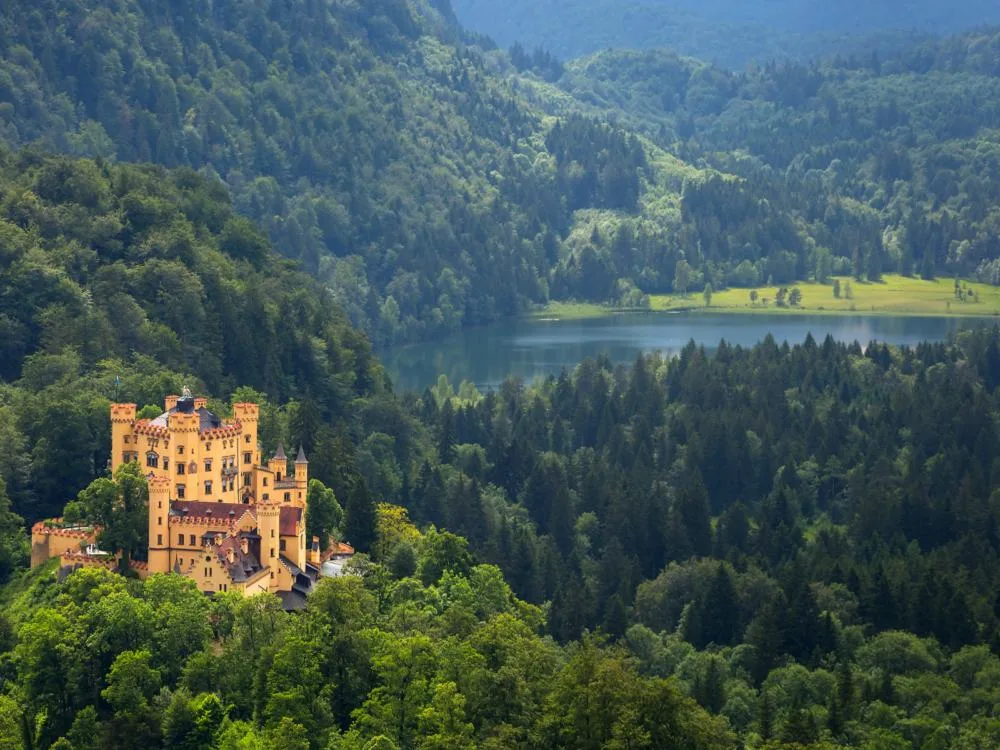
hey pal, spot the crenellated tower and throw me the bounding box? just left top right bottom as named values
left=110, top=403, right=137, bottom=472
left=147, top=476, right=171, bottom=574
left=257, top=495, right=281, bottom=591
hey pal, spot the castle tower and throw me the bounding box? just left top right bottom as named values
left=268, top=443, right=288, bottom=482
left=147, top=476, right=171, bottom=574
left=294, top=446, right=309, bottom=495
left=168, top=398, right=200, bottom=501
left=293, top=445, right=309, bottom=569
left=257, top=497, right=281, bottom=591
left=233, top=403, right=261, bottom=483
left=110, top=403, right=137, bottom=472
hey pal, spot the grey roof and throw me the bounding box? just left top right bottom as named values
left=295, top=445, right=308, bottom=464
left=273, top=443, right=287, bottom=461
left=277, top=590, right=309, bottom=611
left=218, top=537, right=263, bottom=583
left=150, top=406, right=222, bottom=430
left=279, top=555, right=303, bottom=578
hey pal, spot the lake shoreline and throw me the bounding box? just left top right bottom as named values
left=532, top=275, right=1000, bottom=322
left=386, top=310, right=996, bottom=392
left=530, top=303, right=1000, bottom=322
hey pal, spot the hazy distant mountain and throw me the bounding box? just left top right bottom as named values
left=452, top=0, right=1000, bottom=67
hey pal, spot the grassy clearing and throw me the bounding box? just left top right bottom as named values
left=531, top=276, right=1000, bottom=321
left=649, top=275, right=1000, bottom=317
left=528, top=301, right=617, bottom=320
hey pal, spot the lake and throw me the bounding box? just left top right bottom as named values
left=383, top=312, right=997, bottom=392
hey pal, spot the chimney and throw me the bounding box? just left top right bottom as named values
left=165, top=395, right=179, bottom=411
left=309, top=535, right=321, bottom=565
left=194, top=397, right=207, bottom=410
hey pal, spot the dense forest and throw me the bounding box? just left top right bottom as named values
left=10, top=317, right=1000, bottom=746
left=0, top=150, right=388, bottom=528
left=542, top=27, right=1000, bottom=293
left=0, top=0, right=667, bottom=343
left=7, top=1, right=1000, bottom=747
left=8, top=0, right=1000, bottom=347
left=451, top=0, right=997, bottom=68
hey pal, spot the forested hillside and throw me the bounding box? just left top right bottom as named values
left=546, top=28, right=1000, bottom=292
left=9, top=326, right=1000, bottom=747
left=452, top=0, right=995, bottom=67
left=0, top=0, right=693, bottom=343
left=0, top=150, right=387, bottom=528
left=6, top=0, right=1000, bottom=340
left=8, top=2, right=1000, bottom=748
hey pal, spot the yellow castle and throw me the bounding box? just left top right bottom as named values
left=33, top=389, right=352, bottom=608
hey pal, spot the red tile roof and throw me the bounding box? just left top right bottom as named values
left=280, top=506, right=302, bottom=536
left=169, top=501, right=301, bottom=535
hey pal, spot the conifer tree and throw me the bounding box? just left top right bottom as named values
left=344, top=478, right=377, bottom=553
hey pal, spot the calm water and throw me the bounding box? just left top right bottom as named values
left=384, top=312, right=997, bottom=392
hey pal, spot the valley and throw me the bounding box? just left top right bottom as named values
left=2, top=1, right=1000, bottom=749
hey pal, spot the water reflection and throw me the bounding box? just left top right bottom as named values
left=384, top=312, right=996, bottom=392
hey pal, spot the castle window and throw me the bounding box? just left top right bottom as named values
left=177, top=484, right=186, bottom=499
left=190, top=535, right=196, bottom=545
left=178, top=445, right=184, bottom=454
left=270, top=547, right=275, bottom=558
left=271, top=529, right=275, bottom=538
left=245, top=435, right=251, bottom=443
left=206, top=442, right=212, bottom=450
left=157, top=534, right=162, bottom=545
left=146, top=451, right=159, bottom=468
left=204, top=459, right=212, bottom=472
left=243, top=452, right=252, bottom=464
left=280, top=539, right=286, bottom=552
left=263, top=493, right=269, bottom=501
left=243, top=473, right=252, bottom=487
left=284, top=492, right=290, bottom=501
left=263, top=478, right=268, bottom=487
left=204, top=481, right=213, bottom=495
left=158, top=517, right=162, bottom=525
left=163, top=458, right=169, bottom=470
left=177, top=463, right=185, bottom=475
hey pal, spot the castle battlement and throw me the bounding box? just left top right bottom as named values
left=34, top=392, right=342, bottom=605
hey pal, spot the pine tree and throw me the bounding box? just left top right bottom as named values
left=438, top=399, right=456, bottom=462
left=836, top=659, right=855, bottom=722
left=676, top=467, right=712, bottom=557
left=758, top=690, right=773, bottom=741
left=701, top=564, right=739, bottom=647
left=344, top=478, right=377, bottom=553
left=702, top=657, right=726, bottom=714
